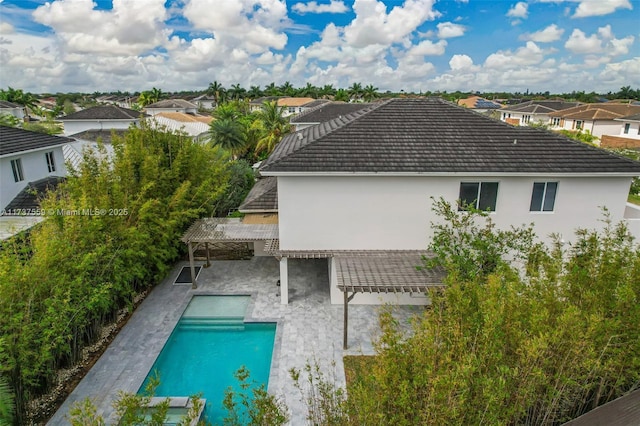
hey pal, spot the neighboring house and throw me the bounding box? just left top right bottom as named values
left=192, top=94, right=217, bottom=110
left=144, top=99, right=198, bottom=116
left=150, top=112, right=212, bottom=142
left=60, top=105, right=147, bottom=136
left=500, top=100, right=581, bottom=126
left=249, top=96, right=283, bottom=112
left=0, top=100, right=26, bottom=120
left=0, top=126, right=72, bottom=238
left=290, top=102, right=373, bottom=131
left=549, top=103, right=640, bottom=139
left=457, top=96, right=502, bottom=113
left=601, top=113, right=640, bottom=148
left=253, top=98, right=640, bottom=305
left=248, top=97, right=320, bottom=116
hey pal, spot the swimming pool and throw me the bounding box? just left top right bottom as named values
left=139, top=295, right=277, bottom=424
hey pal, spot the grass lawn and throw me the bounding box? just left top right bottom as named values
left=629, top=194, right=640, bottom=205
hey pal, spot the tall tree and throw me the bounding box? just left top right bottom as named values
left=228, top=84, right=246, bottom=100
left=348, top=82, right=363, bottom=101
left=209, top=118, right=247, bottom=158
left=334, top=89, right=350, bottom=102
left=207, top=81, right=227, bottom=104
left=299, top=83, right=318, bottom=99
left=248, top=85, right=263, bottom=99
left=264, top=82, right=281, bottom=96
left=279, top=81, right=295, bottom=97
left=320, top=84, right=336, bottom=99
left=362, top=84, right=379, bottom=102
left=253, top=101, right=291, bottom=156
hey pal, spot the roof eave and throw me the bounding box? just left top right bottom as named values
left=0, top=141, right=70, bottom=158
left=259, top=171, right=640, bottom=178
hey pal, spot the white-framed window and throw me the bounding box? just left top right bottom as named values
left=46, top=151, right=56, bottom=173
left=623, top=123, right=630, bottom=134
left=11, top=158, right=24, bottom=182
left=458, top=182, right=499, bottom=211
left=523, top=115, right=531, bottom=124
left=575, top=120, right=583, bottom=130
left=530, top=182, right=558, bottom=212
left=288, top=107, right=296, bottom=113
left=551, top=117, right=561, bottom=126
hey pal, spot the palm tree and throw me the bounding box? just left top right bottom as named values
left=228, top=84, right=246, bottom=100
left=209, top=118, right=247, bottom=158
left=299, top=83, right=318, bottom=99
left=348, top=83, right=363, bottom=101
left=362, top=84, right=379, bottom=102
left=334, top=89, right=350, bottom=102
left=0, top=87, right=38, bottom=116
left=320, top=84, right=336, bottom=99
left=207, top=81, right=226, bottom=104
left=254, top=101, right=291, bottom=155
left=248, top=85, right=263, bottom=99
left=150, top=87, right=164, bottom=103
left=279, top=81, right=295, bottom=96
left=264, top=82, right=281, bottom=96
left=213, top=102, right=242, bottom=120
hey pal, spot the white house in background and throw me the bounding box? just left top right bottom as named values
left=548, top=103, right=640, bottom=139
left=60, top=105, right=147, bottom=136
left=252, top=98, right=640, bottom=306
left=457, top=95, right=502, bottom=113
left=0, top=127, right=74, bottom=238
left=192, top=94, right=217, bottom=110
left=0, top=101, right=26, bottom=121
left=144, top=99, right=198, bottom=116
left=500, top=100, right=581, bottom=126
left=601, top=113, right=640, bottom=149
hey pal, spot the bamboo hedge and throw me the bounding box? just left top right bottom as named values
left=0, top=125, right=231, bottom=423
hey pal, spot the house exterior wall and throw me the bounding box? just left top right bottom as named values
left=277, top=175, right=634, bottom=252
left=1, top=147, right=66, bottom=209
left=0, top=107, right=25, bottom=120
left=62, top=120, right=137, bottom=136
left=589, top=121, right=624, bottom=138
left=619, top=121, right=640, bottom=139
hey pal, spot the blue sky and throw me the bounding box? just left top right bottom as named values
left=0, top=0, right=638, bottom=94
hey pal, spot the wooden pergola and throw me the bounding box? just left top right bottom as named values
left=334, top=251, right=446, bottom=349
left=181, top=218, right=278, bottom=288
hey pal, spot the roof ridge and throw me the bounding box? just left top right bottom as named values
left=261, top=100, right=388, bottom=170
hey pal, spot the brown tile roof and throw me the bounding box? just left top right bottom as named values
left=260, top=97, right=640, bottom=175
left=549, top=103, right=640, bottom=120
left=276, top=97, right=315, bottom=107
left=155, top=112, right=212, bottom=124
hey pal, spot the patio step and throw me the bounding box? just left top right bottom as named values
left=178, top=316, right=245, bottom=331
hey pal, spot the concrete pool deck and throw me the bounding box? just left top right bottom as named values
left=48, top=256, right=423, bottom=425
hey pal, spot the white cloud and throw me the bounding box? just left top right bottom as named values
left=291, top=0, right=349, bottom=14
left=0, top=22, right=14, bottom=34
left=484, top=41, right=545, bottom=69
left=564, top=25, right=633, bottom=58
left=521, top=24, right=564, bottom=42
left=573, top=0, right=632, bottom=17
left=507, top=2, right=528, bottom=19
left=449, top=54, right=478, bottom=71
left=344, top=0, right=440, bottom=47
left=436, top=22, right=466, bottom=39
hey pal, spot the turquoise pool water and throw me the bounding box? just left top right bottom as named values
left=139, top=295, right=277, bottom=424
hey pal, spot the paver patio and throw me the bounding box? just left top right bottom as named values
left=48, top=256, right=423, bottom=425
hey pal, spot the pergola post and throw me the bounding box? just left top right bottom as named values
left=188, top=241, right=197, bottom=289
left=204, top=242, right=211, bottom=268
left=279, top=257, right=288, bottom=304
left=343, top=290, right=348, bottom=350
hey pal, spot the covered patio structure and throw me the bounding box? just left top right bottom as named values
left=182, top=219, right=446, bottom=349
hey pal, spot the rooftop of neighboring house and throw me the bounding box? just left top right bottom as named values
left=0, top=100, right=23, bottom=109
left=501, top=100, right=582, bottom=114
left=260, top=97, right=640, bottom=175
left=249, top=96, right=283, bottom=105
left=238, top=176, right=278, bottom=212
left=276, top=97, right=316, bottom=107
left=144, top=99, right=197, bottom=109
left=457, top=96, right=502, bottom=109
left=616, top=113, right=640, bottom=122
left=0, top=126, right=74, bottom=157
left=69, top=129, right=129, bottom=143
left=61, top=105, right=147, bottom=120
left=290, top=102, right=373, bottom=124
left=3, top=176, right=65, bottom=212
left=549, top=103, right=640, bottom=121
left=154, top=112, right=212, bottom=124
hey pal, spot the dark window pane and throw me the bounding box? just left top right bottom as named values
left=530, top=182, right=545, bottom=211
left=543, top=182, right=557, bottom=211
left=478, top=182, right=498, bottom=211
left=459, top=182, right=479, bottom=210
